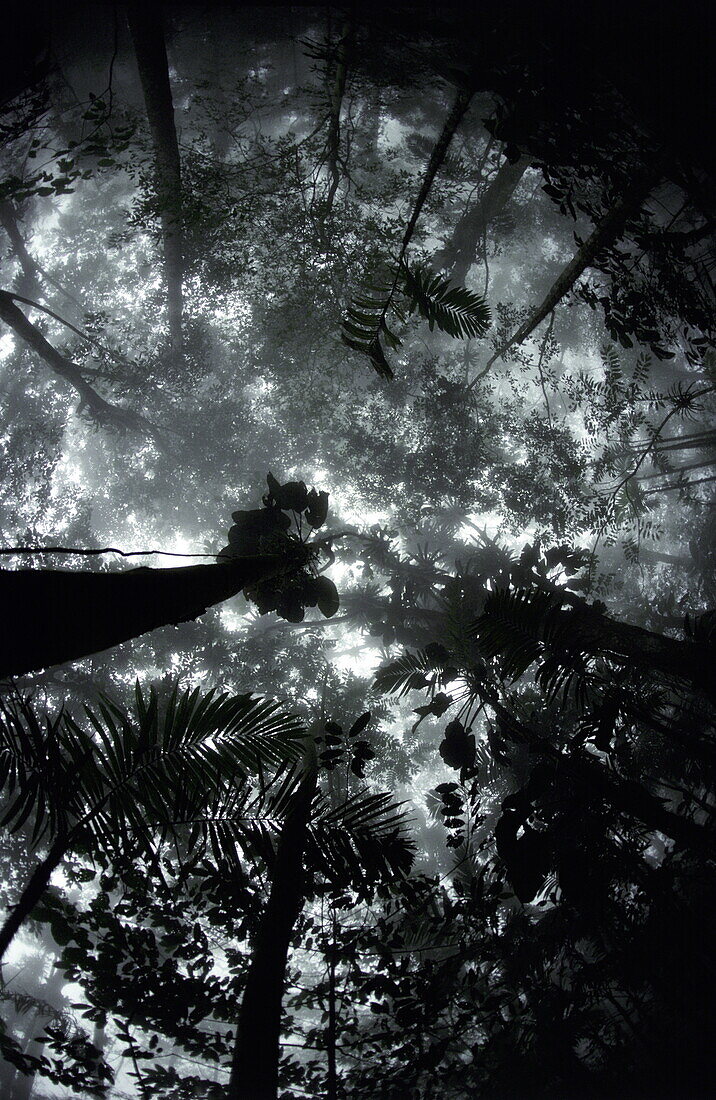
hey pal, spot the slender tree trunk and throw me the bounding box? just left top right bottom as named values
left=323, top=20, right=353, bottom=215
left=326, top=918, right=338, bottom=1100
left=637, top=458, right=716, bottom=482
left=636, top=547, right=692, bottom=567
left=0, top=835, right=67, bottom=963
left=228, top=748, right=318, bottom=1100
left=398, top=86, right=475, bottom=266
left=0, top=555, right=287, bottom=678
left=436, top=155, right=530, bottom=284
left=643, top=472, right=716, bottom=496
left=0, top=291, right=154, bottom=434
left=474, top=156, right=665, bottom=382
left=0, top=202, right=41, bottom=299
left=90, top=1022, right=108, bottom=1084
left=0, top=202, right=82, bottom=312
left=127, top=2, right=183, bottom=355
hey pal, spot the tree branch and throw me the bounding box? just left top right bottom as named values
left=0, top=290, right=160, bottom=437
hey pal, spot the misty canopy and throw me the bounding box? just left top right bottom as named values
left=0, top=2, right=714, bottom=1099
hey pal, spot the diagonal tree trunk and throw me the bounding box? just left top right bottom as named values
left=489, top=697, right=716, bottom=859
left=0, top=555, right=287, bottom=678
left=473, top=156, right=665, bottom=384
left=0, top=290, right=156, bottom=434
left=436, top=154, right=530, bottom=284
left=127, top=2, right=183, bottom=355
left=0, top=202, right=82, bottom=312
left=0, top=834, right=67, bottom=964
left=228, top=745, right=318, bottom=1100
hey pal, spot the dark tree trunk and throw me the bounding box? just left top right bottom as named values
left=491, top=699, right=716, bottom=858
left=565, top=602, right=715, bottom=698
left=436, top=155, right=530, bottom=284
left=0, top=555, right=286, bottom=678
left=228, top=752, right=318, bottom=1100
left=326, top=929, right=338, bottom=1100
left=0, top=834, right=66, bottom=963
left=398, top=85, right=475, bottom=265
left=127, top=2, right=183, bottom=355
left=0, top=202, right=41, bottom=299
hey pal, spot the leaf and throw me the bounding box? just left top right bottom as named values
left=400, top=264, right=491, bottom=339
left=413, top=692, right=453, bottom=718
left=347, top=712, right=371, bottom=738
left=227, top=508, right=290, bottom=554
left=315, top=576, right=340, bottom=617
left=305, top=489, right=329, bottom=528
left=438, top=719, right=475, bottom=770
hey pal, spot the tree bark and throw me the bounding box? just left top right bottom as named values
left=436, top=155, right=530, bottom=284
left=127, top=2, right=183, bottom=355
left=0, top=290, right=155, bottom=434
left=228, top=747, right=318, bottom=1100
left=0, top=555, right=287, bottom=678
left=0, top=834, right=66, bottom=964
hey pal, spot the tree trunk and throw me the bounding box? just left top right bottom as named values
left=326, top=926, right=338, bottom=1100
left=476, top=156, right=665, bottom=381
left=0, top=834, right=67, bottom=964
left=0, top=203, right=81, bottom=312
left=397, top=86, right=475, bottom=267
left=436, top=155, right=530, bottom=284
left=127, top=2, right=183, bottom=355
left=0, top=555, right=287, bottom=678
left=228, top=748, right=318, bottom=1100
left=0, top=291, right=154, bottom=434
left=545, top=600, right=716, bottom=701
left=636, top=547, right=692, bottom=567
left=323, top=20, right=353, bottom=214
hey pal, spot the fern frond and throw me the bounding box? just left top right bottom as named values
left=401, top=264, right=491, bottom=339
left=341, top=281, right=398, bottom=379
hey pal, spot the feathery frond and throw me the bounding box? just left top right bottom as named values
left=402, top=264, right=491, bottom=339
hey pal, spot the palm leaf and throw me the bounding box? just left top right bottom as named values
left=308, top=788, right=415, bottom=887
left=471, top=587, right=591, bottom=701
left=341, top=281, right=398, bottom=379
left=401, top=264, right=491, bottom=339
left=374, top=645, right=453, bottom=697
left=0, top=684, right=306, bottom=864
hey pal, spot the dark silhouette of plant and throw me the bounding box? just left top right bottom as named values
left=0, top=682, right=306, bottom=963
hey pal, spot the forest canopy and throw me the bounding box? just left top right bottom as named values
left=0, top=2, right=714, bottom=1098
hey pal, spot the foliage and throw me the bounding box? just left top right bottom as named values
left=342, top=262, right=491, bottom=378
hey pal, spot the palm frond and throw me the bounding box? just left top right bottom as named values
left=308, top=788, right=415, bottom=888
left=342, top=263, right=491, bottom=378
left=471, top=587, right=591, bottom=703
left=0, top=684, right=306, bottom=864
left=401, top=264, right=491, bottom=339
left=374, top=645, right=452, bottom=697
left=341, top=281, right=398, bottom=379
